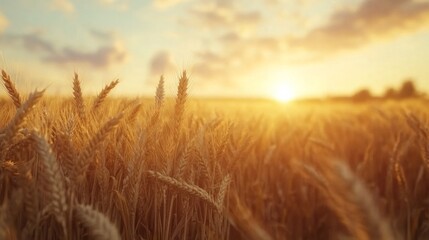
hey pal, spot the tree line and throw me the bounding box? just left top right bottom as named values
left=352, top=78, right=425, bottom=102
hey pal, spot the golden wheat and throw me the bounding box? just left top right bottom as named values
left=75, top=204, right=121, bottom=240
left=147, top=170, right=219, bottom=212
left=92, top=79, right=119, bottom=112
left=1, top=70, right=21, bottom=108
left=1, top=69, right=429, bottom=239
left=72, top=72, right=86, bottom=120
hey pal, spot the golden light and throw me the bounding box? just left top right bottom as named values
left=272, top=84, right=296, bottom=103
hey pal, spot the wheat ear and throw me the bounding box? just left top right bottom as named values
left=174, top=71, right=188, bottom=132
left=216, top=175, right=231, bottom=212
left=0, top=90, right=45, bottom=153
left=147, top=75, right=165, bottom=129
left=73, top=113, right=123, bottom=183
left=155, top=75, right=165, bottom=109
left=73, top=72, right=86, bottom=120
left=147, top=170, right=219, bottom=212
left=127, top=102, right=142, bottom=123
left=334, top=162, right=395, bottom=240
left=31, top=130, right=68, bottom=235
left=75, top=204, right=121, bottom=240
left=1, top=70, right=21, bottom=108
left=92, top=79, right=119, bottom=112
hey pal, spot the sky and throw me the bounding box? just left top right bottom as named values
left=0, top=0, right=429, bottom=99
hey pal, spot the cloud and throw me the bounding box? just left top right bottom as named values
left=51, top=0, right=75, bottom=13
left=2, top=31, right=56, bottom=54
left=148, top=51, right=177, bottom=77
left=187, top=0, right=429, bottom=85
left=3, top=30, right=128, bottom=69
left=0, top=11, right=9, bottom=33
left=90, top=29, right=117, bottom=42
left=183, top=1, right=262, bottom=35
left=190, top=35, right=284, bottom=85
left=44, top=41, right=127, bottom=68
left=153, top=0, right=187, bottom=9
left=289, top=0, right=429, bottom=53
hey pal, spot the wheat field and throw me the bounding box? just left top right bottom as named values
left=1, top=69, right=429, bottom=240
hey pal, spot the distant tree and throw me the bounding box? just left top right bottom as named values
left=398, top=79, right=417, bottom=98
left=383, top=87, right=397, bottom=99
left=352, top=89, right=372, bottom=102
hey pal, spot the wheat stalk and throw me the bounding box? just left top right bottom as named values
left=92, top=79, right=119, bottom=112
left=147, top=75, right=166, bottom=130
left=174, top=71, right=188, bottom=133
left=74, top=204, right=121, bottom=240
left=0, top=205, right=6, bottom=240
left=22, top=183, right=39, bottom=239
left=127, top=102, right=142, bottom=124
left=73, top=113, right=123, bottom=183
left=31, top=131, right=68, bottom=227
left=176, top=144, right=191, bottom=180
left=155, top=75, right=165, bottom=109
left=227, top=190, right=273, bottom=240
left=147, top=170, right=219, bottom=212
left=0, top=89, right=45, bottom=158
left=53, top=131, right=76, bottom=179
left=1, top=70, right=21, bottom=108
left=216, top=174, right=231, bottom=212
left=73, top=72, right=86, bottom=120
left=334, top=161, right=395, bottom=240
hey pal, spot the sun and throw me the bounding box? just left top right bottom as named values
left=273, top=84, right=296, bottom=103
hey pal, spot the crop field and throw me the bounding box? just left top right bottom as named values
left=1, top=70, right=429, bottom=240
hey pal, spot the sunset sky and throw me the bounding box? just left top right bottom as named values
left=1, top=0, right=429, bottom=98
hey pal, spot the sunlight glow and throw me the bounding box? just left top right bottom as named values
left=273, top=84, right=296, bottom=103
